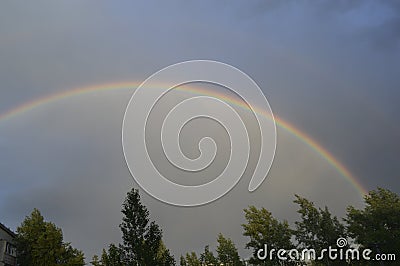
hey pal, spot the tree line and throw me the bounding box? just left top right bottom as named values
left=14, top=187, right=399, bottom=265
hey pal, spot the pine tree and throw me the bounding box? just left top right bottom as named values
left=119, top=188, right=175, bottom=265
left=200, top=245, right=218, bottom=265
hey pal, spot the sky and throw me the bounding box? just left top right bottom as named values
left=0, top=0, right=399, bottom=261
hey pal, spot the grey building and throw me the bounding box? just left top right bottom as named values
left=0, top=223, right=16, bottom=266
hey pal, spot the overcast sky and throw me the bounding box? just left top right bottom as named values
left=1, top=0, right=399, bottom=261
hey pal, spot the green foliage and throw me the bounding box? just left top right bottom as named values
left=346, top=188, right=400, bottom=260
left=294, top=195, right=346, bottom=265
left=180, top=255, right=187, bottom=266
left=216, top=233, right=242, bottom=266
left=21, top=187, right=399, bottom=266
left=200, top=245, right=218, bottom=265
left=62, top=245, right=85, bottom=265
left=95, top=244, right=124, bottom=266
left=242, top=206, right=294, bottom=265
left=91, top=254, right=101, bottom=266
left=157, top=241, right=176, bottom=266
left=90, top=244, right=124, bottom=266
left=15, top=208, right=85, bottom=266
left=185, top=252, right=201, bottom=266
left=294, top=195, right=346, bottom=248
left=119, top=188, right=175, bottom=266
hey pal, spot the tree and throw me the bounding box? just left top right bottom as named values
left=242, top=206, right=295, bottom=265
left=119, top=188, right=175, bottom=265
left=346, top=188, right=400, bottom=260
left=15, top=208, right=85, bottom=266
left=216, top=233, right=242, bottom=266
left=91, top=254, right=102, bottom=266
left=293, top=195, right=346, bottom=265
left=61, top=244, right=85, bottom=265
left=157, top=241, right=176, bottom=266
left=185, top=252, right=201, bottom=266
left=200, top=245, right=218, bottom=265
left=97, top=244, right=124, bottom=266
left=180, top=255, right=187, bottom=266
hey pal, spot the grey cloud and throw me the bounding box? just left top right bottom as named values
left=0, top=0, right=399, bottom=262
left=1, top=93, right=364, bottom=259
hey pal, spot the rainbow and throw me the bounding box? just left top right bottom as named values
left=0, top=81, right=368, bottom=196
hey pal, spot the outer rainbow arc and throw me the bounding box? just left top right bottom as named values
left=0, top=81, right=368, bottom=197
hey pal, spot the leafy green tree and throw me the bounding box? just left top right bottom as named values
left=294, top=195, right=346, bottom=247
left=15, top=208, right=85, bottom=266
left=180, top=254, right=187, bottom=266
left=200, top=245, right=218, bottom=265
left=61, top=244, right=85, bottom=265
left=294, top=195, right=346, bottom=266
left=185, top=252, right=201, bottom=266
left=91, top=254, right=102, bottom=266
left=242, top=206, right=295, bottom=265
left=119, top=188, right=175, bottom=265
left=98, top=244, right=124, bottom=266
left=346, top=188, right=400, bottom=260
left=101, top=249, right=108, bottom=265
left=157, top=241, right=176, bottom=266
left=216, top=233, right=242, bottom=266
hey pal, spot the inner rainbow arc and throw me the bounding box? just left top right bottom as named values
left=0, top=81, right=368, bottom=197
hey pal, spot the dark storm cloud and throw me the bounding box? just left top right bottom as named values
left=343, top=0, right=400, bottom=50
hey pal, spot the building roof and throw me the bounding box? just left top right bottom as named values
left=0, top=222, right=16, bottom=238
